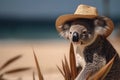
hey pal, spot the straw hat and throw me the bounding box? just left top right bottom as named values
left=55, top=4, right=114, bottom=38
left=56, top=4, right=98, bottom=28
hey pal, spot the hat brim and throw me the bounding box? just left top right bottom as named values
left=56, top=14, right=97, bottom=32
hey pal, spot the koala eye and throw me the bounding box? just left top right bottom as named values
left=82, top=30, right=87, bottom=34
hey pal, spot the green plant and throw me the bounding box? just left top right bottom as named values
left=0, top=55, right=31, bottom=80
left=33, top=50, right=44, bottom=80
left=57, top=43, right=79, bottom=80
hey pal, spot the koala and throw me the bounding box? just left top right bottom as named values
left=56, top=17, right=120, bottom=80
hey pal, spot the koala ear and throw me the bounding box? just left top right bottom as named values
left=56, top=24, right=70, bottom=32
left=56, top=23, right=70, bottom=39
left=94, top=16, right=114, bottom=37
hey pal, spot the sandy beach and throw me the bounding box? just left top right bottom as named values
left=0, top=38, right=119, bottom=80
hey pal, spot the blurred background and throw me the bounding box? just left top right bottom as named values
left=0, top=0, right=120, bottom=80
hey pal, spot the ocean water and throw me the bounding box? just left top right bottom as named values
left=0, top=19, right=119, bottom=40
left=0, top=20, right=60, bottom=40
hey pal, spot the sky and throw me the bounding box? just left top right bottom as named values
left=0, top=0, right=119, bottom=39
left=0, top=0, right=119, bottom=20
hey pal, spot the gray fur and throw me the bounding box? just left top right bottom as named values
left=76, top=53, right=106, bottom=80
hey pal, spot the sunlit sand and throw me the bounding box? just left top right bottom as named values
left=0, top=37, right=119, bottom=80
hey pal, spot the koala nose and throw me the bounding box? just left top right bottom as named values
left=72, top=32, right=79, bottom=42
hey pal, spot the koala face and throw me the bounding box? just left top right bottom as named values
left=69, top=19, right=95, bottom=45
left=59, top=17, right=114, bottom=45
left=60, top=19, right=95, bottom=45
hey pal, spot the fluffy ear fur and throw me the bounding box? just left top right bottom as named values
left=94, top=16, right=114, bottom=37
left=59, top=24, right=70, bottom=39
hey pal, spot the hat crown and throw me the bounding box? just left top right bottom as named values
left=74, top=4, right=98, bottom=16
